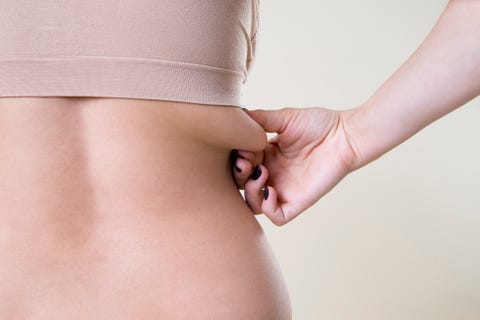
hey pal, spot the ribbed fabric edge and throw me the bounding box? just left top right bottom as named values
left=0, top=56, right=245, bottom=108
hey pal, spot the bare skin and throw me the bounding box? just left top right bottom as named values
left=0, top=97, right=291, bottom=319
left=233, top=0, right=480, bottom=226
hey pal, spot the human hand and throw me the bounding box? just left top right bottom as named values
left=232, top=107, right=359, bottom=226
left=230, top=149, right=265, bottom=190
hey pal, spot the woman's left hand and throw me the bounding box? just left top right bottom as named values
left=230, top=149, right=265, bottom=190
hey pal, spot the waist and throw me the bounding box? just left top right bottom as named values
left=0, top=97, right=267, bottom=235
left=0, top=97, right=291, bottom=319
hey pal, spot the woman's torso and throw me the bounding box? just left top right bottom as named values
left=0, top=97, right=291, bottom=319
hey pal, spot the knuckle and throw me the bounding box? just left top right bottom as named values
left=244, top=179, right=257, bottom=190
left=271, top=210, right=289, bottom=226
left=272, top=219, right=286, bottom=226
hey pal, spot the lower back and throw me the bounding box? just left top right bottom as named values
left=0, top=97, right=291, bottom=319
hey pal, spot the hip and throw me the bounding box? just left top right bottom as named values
left=0, top=97, right=291, bottom=319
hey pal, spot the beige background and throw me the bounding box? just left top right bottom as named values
left=241, top=1, right=480, bottom=319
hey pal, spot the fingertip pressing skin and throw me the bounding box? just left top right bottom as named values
left=260, top=186, right=287, bottom=226
left=251, top=164, right=262, bottom=180
left=231, top=149, right=256, bottom=188
left=244, top=164, right=269, bottom=214
left=234, top=157, right=250, bottom=174
left=237, top=150, right=254, bottom=161
left=233, top=157, right=254, bottom=187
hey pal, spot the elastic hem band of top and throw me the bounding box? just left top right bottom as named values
left=0, top=56, right=246, bottom=108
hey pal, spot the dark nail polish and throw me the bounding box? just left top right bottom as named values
left=232, top=149, right=247, bottom=174
left=231, top=150, right=239, bottom=167
left=230, top=149, right=241, bottom=180
left=263, top=185, right=269, bottom=200
left=232, top=148, right=245, bottom=160
left=251, top=165, right=262, bottom=180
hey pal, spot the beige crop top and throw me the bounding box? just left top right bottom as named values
left=0, top=0, right=260, bottom=108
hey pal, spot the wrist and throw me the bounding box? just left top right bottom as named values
left=339, top=102, right=385, bottom=171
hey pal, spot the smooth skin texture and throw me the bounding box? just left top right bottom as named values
left=232, top=0, right=480, bottom=226
left=0, top=97, right=292, bottom=319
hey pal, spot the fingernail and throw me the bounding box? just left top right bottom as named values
left=241, top=107, right=248, bottom=112
left=263, top=185, right=269, bottom=200
left=232, top=148, right=245, bottom=159
left=231, top=150, right=242, bottom=173
left=251, top=165, right=262, bottom=180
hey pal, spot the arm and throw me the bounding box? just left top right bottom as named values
left=343, top=0, right=480, bottom=170
left=231, top=0, right=480, bottom=226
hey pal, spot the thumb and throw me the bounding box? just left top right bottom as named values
left=245, top=107, right=295, bottom=134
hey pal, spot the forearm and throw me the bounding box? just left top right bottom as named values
left=344, top=0, right=480, bottom=170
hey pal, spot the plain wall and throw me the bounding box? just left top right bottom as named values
left=241, top=1, right=480, bottom=319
